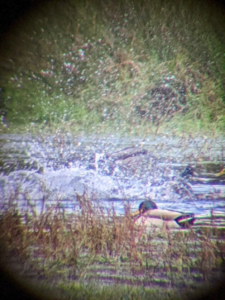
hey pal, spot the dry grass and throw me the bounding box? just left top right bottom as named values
left=0, top=192, right=224, bottom=299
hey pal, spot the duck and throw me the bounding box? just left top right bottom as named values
left=181, top=165, right=225, bottom=178
left=132, top=200, right=195, bottom=229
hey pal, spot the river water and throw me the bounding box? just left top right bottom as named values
left=0, top=133, right=225, bottom=218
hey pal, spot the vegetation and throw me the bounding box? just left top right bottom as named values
left=0, top=0, right=225, bottom=135
left=0, top=193, right=224, bottom=299
left=0, top=1, right=225, bottom=298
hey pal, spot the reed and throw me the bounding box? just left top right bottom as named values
left=0, top=192, right=224, bottom=299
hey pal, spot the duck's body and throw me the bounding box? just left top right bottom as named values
left=132, top=200, right=195, bottom=229
left=181, top=165, right=225, bottom=178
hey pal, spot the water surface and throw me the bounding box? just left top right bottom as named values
left=0, top=134, right=224, bottom=217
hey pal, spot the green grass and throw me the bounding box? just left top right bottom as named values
left=0, top=0, right=225, bottom=135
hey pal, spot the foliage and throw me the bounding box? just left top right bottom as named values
left=0, top=0, right=225, bottom=134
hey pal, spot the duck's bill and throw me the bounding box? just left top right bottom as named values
left=216, top=168, right=225, bottom=177
left=131, top=210, right=141, bottom=217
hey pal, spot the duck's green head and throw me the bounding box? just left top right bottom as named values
left=139, top=200, right=158, bottom=212
left=180, top=165, right=195, bottom=177
left=132, top=200, right=158, bottom=217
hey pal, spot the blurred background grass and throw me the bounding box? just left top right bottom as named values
left=0, top=0, right=225, bottom=135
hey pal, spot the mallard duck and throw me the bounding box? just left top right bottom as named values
left=132, top=200, right=195, bottom=229
left=181, top=165, right=225, bottom=178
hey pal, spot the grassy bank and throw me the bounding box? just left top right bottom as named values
left=0, top=193, right=224, bottom=299
left=0, top=0, right=225, bottom=136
